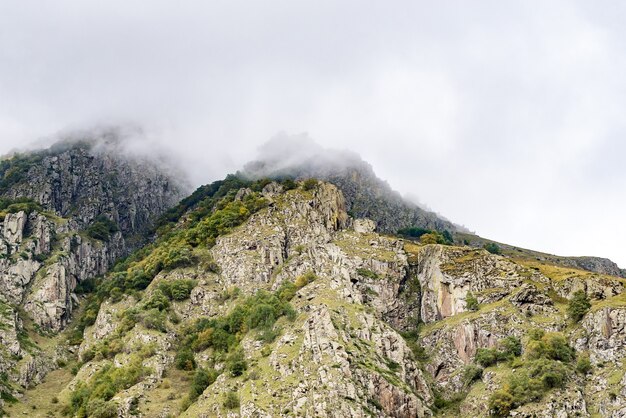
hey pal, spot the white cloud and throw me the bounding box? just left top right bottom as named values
left=0, top=0, right=624, bottom=266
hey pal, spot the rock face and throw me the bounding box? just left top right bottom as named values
left=3, top=141, right=183, bottom=239
left=2, top=147, right=626, bottom=417
left=0, top=138, right=185, bottom=393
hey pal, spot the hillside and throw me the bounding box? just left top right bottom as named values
left=0, top=139, right=624, bottom=417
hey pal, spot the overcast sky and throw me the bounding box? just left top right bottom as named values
left=1, top=1, right=624, bottom=266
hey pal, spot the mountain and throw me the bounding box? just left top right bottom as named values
left=241, top=134, right=459, bottom=235
left=0, top=136, right=624, bottom=418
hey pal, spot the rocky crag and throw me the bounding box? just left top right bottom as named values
left=0, top=139, right=624, bottom=418
left=0, top=138, right=185, bottom=408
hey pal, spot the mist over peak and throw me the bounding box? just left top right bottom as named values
left=243, top=132, right=370, bottom=180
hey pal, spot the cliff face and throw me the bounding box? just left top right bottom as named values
left=1, top=141, right=183, bottom=241
left=0, top=139, right=185, bottom=404
left=0, top=142, right=624, bottom=418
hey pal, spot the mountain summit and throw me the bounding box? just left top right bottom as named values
left=242, top=134, right=458, bottom=234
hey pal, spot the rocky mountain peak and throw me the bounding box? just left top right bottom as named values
left=241, top=135, right=458, bottom=235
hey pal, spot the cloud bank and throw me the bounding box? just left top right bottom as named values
left=0, top=1, right=624, bottom=266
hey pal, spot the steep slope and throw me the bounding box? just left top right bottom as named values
left=6, top=177, right=625, bottom=418
left=0, top=138, right=185, bottom=412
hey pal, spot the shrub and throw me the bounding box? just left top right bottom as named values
left=174, top=349, right=196, bottom=371
left=227, top=349, right=247, bottom=377
left=465, top=292, right=479, bottom=311
left=223, top=391, right=240, bottom=409
left=397, top=227, right=430, bottom=239
left=489, top=390, right=514, bottom=417
left=143, top=289, right=170, bottom=311
left=140, top=308, right=167, bottom=332
left=302, top=178, right=318, bottom=191
left=295, top=271, right=316, bottom=288
left=484, top=242, right=502, bottom=255
left=356, top=268, right=379, bottom=280
left=475, top=348, right=499, bottom=368
left=281, top=178, right=297, bottom=190
left=85, top=215, right=119, bottom=242
left=567, top=290, right=591, bottom=322
left=159, top=279, right=196, bottom=301
left=499, top=336, right=522, bottom=358
left=189, top=368, right=217, bottom=401
left=526, top=332, right=575, bottom=363
left=420, top=233, right=441, bottom=245
left=67, top=359, right=147, bottom=417
left=86, top=399, right=118, bottom=418
left=247, top=303, right=276, bottom=330
left=462, top=364, right=483, bottom=387
left=576, top=355, right=592, bottom=374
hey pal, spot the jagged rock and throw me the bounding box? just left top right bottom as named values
left=3, top=211, right=26, bottom=246
left=577, top=307, right=626, bottom=364
left=353, top=218, right=376, bottom=234
left=417, top=245, right=526, bottom=323
left=510, top=283, right=555, bottom=315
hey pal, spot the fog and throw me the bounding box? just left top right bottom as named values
left=1, top=1, right=625, bottom=266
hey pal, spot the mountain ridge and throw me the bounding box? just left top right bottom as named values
left=0, top=136, right=624, bottom=417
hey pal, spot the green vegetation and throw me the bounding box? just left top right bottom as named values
left=356, top=268, right=379, bottom=280
left=176, top=287, right=296, bottom=364
left=0, top=152, right=46, bottom=193
left=302, top=178, right=318, bottom=191
left=484, top=242, right=502, bottom=255
left=488, top=330, right=576, bottom=417
left=465, top=292, right=479, bottom=311
left=0, top=197, right=42, bottom=217
left=158, top=279, right=197, bottom=301
left=462, top=364, right=483, bottom=387
left=474, top=336, right=522, bottom=368
left=567, top=290, right=591, bottom=322
left=66, top=355, right=150, bottom=417
left=85, top=215, right=120, bottom=241
left=397, top=227, right=453, bottom=245
left=223, top=391, right=240, bottom=409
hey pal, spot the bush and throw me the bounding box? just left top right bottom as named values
left=189, top=368, right=217, bottom=401
left=158, top=279, right=197, bottom=301
left=465, top=292, right=479, bottom=311
left=143, top=289, right=170, bottom=311
left=488, top=331, right=575, bottom=416
left=567, top=290, right=591, bottom=322
left=302, top=179, right=318, bottom=191
left=499, top=336, right=522, bottom=358
left=174, top=349, right=196, bottom=371
left=295, top=271, right=316, bottom=288
left=397, top=227, right=430, bottom=239
left=67, top=359, right=147, bottom=417
left=86, top=399, right=118, bottom=418
left=85, top=215, right=119, bottom=242
left=462, top=364, right=483, bottom=387
left=489, top=390, right=514, bottom=417
left=223, top=391, right=240, bottom=409
left=227, top=349, right=247, bottom=377
left=356, top=268, right=379, bottom=280
left=484, top=242, right=502, bottom=255
left=526, top=333, right=575, bottom=363
left=576, top=355, right=592, bottom=374
left=475, top=348, right=499, bottom=368
left=140, top=308, right=167, bottom=332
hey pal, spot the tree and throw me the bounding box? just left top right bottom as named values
left=484, top=242, right=502, bottom=255
left=567, top=290, right=591, bottom=322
